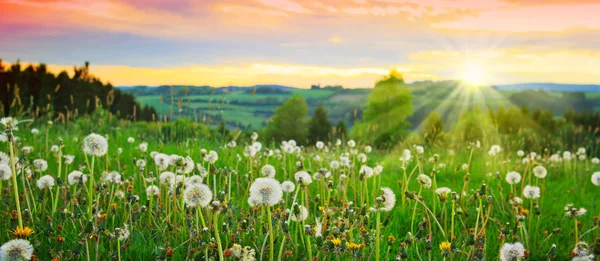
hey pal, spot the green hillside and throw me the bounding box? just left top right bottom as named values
left=122, top=82, right=600, bottom=130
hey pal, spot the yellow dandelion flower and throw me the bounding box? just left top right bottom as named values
left=439, top=241, right=451, bottom=251
left=12, top=226, right=35, bottom=238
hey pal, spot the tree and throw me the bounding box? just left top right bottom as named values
left=335, top=120, right=347, bottom=140
left=421, top=111, right=444, bottom=144
left=308, top=104, right=332, bottom=143
left=264, top=95, right=309, bottom=144
left=352, top=70, right=413, bottom=148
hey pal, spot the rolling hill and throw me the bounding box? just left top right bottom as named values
left=119, top=82, right=600, bottom=130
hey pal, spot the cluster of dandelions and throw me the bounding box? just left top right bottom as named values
left=1, top=122, right=600, bottom=261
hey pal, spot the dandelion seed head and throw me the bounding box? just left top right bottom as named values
left=380, top=187, right=396, bottom=212
left=36, top=175, right=55, bottom=189
left=533, top=165, right=547, bottom=179
left=0, top=164, right=12, bottom=181
left=417, top=174, right=432, bottom=188
left=500, top=242, right=525, bottom=261
left=281, top=181, right=295, bottom=193
left=0, top=239, right=34, bottom=261
left=261, top=165, right=276, bottom=178
left=506, top=171, right=521, bottom=185
left=249, top=177, right=282, bottom=206
left=67, top=170, right=88, bottom=185
left=82, top=133, right=108, bottom=157
left=523, top=185, right=540, bottom=199
left=184, top=184, right=213, bottom=208
left=32, top=159, right=48, bottom=172
left=294, top=171, right=312, bottom=185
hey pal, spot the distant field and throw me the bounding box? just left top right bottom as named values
left=126, top=83, right=600, bottom=130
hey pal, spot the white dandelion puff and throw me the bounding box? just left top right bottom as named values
left=499, top=242, right=525, bottom=261
left=184, top=184, right=213, bottom=208
left=82, top=133, right=108, bottom=157
left=505, top=171, right=521, bottom=185
left=533, top=165, right=547, bottom=179
left=0, top=239, right=34, bottom=261
left=248, top=178, right=283, bottom=206
left=261, top=165, right=276, bottom=178
left=523, top=185, right=540, bottom=199
left=67, top=170, right=88, bottom=185
left=36, top=175, right=55, bottom=189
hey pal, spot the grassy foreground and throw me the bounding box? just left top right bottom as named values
left=0, top=117, right=599, bottom=261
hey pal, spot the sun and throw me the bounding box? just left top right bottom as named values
left=459, top=60, right=487, bottom=87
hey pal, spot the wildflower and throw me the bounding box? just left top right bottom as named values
left=159, top=171, right=176, bottom=185
left=261, top=165, right=276, bottom=178
left=315, top=141, right=324, bottom=149
left=31, top=128, right=39, bottom=135
left=182, top=157, right=194, bottom=174
left=281, top=181, right=295, bottom=193
left=135, top=159, right=146, bottom=168
left=251, top=132, right=259, bottom=141
left=227, top=140, right=237, bottom=148
left=154, top=153, right=170, bottom=171
left=329, top=160, right=340, bottom=169
left=204, top=150, right=218, bottom=164
left=415, top=145, right=424, bottom=155
left=0, top=239, right=34, bottom=261
left=591, top=172, right=600, bottom=186
left=183, top=184, right=213, bottom=208
left=591, top=157, right=600, bottom=164
left=115, top=224, right=130, bottom=241
left=489, top=145, right=501, bottom=156
left=330, top=238, right=342, bottom=247
left=417, top=174, right=432, bottom=188
left=439, top=241, right=451, bottom=251
left=517, top=150, right=525, bottom=157
left=11, top=227, right=34, bottom=238
left=248, top=178, right=283, bottom=206
left=290, top=205, right=309, bottom=222
left=32, top=159, right=47, bottom=172
left=563, top=151, right=572, bottom=161
left=101, top=171, right=122, bottom=184
left=510, top=197, right=523, bottom=205
left=63, top=155, right=74, bottom=165
left=435, top=187, right=452, bottom=202
left=127, top=137, right=135, bottom=143
left=533, top=165, right=547, bottom=179
left=522, top=185, right=540, bottom=199
left=82, top=133, right=108, bottom=157
left=242, top=246, right=256, bottom=261
left=138, top=142, right=148, bottom=152
left=67, top=171, right=88, bottom=185
left=0, top=164, right=12, bottom=181
left=347, top=242, right=364, bottom=251
left=364, top=145, right=372, bottom=153
left=499, top=242, right=525, bottom=261
left=36, top=175, right=55, bottom=189
left=379, top=187, right=396, bottom=211
left=146, top=185, right=160, bottom=197
left=294, top=171, right=312, bottom=185
left=357, top=153, right=367, bottom=163
left=359, top=165, right=374, bottom=179
left=347, top=140, right=356, bottom=148
left=506, top=171, right=522, bottom=184
left=565, top=205, right=587, bottom=218
left=184, top=176, right=204, bottom=187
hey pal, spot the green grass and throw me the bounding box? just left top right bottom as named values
left=0, top=118, right=599, bottom=260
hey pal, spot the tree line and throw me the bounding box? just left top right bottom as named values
left=0, top=60, right=156, bottom=121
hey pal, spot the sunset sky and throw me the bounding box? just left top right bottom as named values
left=1, top=0, right=600, bottom=87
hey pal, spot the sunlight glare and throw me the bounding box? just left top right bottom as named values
left=459, top=60, right=487, bottom=87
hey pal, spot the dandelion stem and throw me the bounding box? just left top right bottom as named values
left=8, top=138, right=23, bottom=229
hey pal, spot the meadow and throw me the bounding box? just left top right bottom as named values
left=124, top=83, right=600, bottom=131
left=0, top=115, right=599, bottom=261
